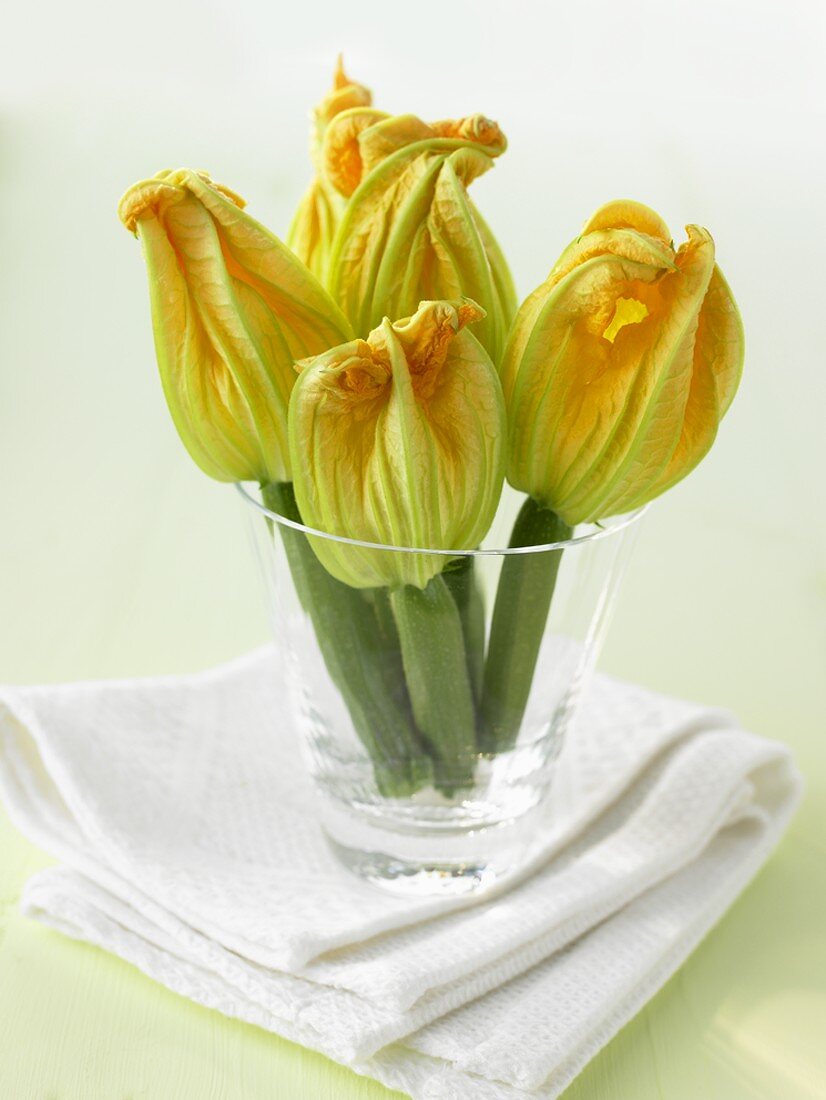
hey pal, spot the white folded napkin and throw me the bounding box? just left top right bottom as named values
left=0, top=647, right=800, bottom=1099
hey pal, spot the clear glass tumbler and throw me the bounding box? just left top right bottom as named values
left=239, top=482, right=645, bottom=897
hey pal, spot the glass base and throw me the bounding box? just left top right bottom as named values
left=325, top=834, right=509, bottom=897
left=319, top=787, right=549, bottom=897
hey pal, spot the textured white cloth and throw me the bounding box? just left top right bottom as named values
left=0, top=647, right=800, bottom=1099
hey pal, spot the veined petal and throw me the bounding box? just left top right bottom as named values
left=358, top=114, right=437, bottom=177
left=328, top=130, right=514, bottom=362
left=564, top=226, right=717, bottom=520
left=330, top=147, right=448, bottom=337
left=500, top=226, right=675, bottom=409
left=139, top=213, right=257, bottom=481
left=424, top=152, right=511, bottom=361
left=286, top=177, right=341, bottom=283
left=582, top=199, right=673, bottom=244
left=545, top=227, right=677, bottom=291
left=290, top=299, right=505, bottom=588
left=322, top=107, right=390, bottom=198
left=474, top=203, right=518, bottom=338
left=506, top=252, right=670, bottom=512
left=621, top=262, right=745, bottom=506
left=358, top=113, right=506, bottom=182
left=287, top=58, right=373, bottom=278
left=310, top=56, right=372, bottom=169
left=700, top=264, right=744, bottom=418
left=185, top=171, right=350, bottom=355
left=119, top=168, right=351, bottom=483
left=504, top=205, right=742, bottom=524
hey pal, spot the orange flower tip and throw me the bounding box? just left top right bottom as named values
left=297, top=339, right=390, bottom=401
left=378, top=298, right=485, bottom=342
left=385, top=299, right=487, bottom=386
left=117, top=169, right=245, bottom=234
left=433, top=114, right=507, bottom=155
left=582, top=199, right=673, bottom=245
left=323, top=106, right=389, bottom=196
left=316, top=56, right=371, bottom=122
left=333, top=53, right=348, bottom=89
left=684, top=223, right=713, bottom=245
left=455, top=299, right=486, bottom=329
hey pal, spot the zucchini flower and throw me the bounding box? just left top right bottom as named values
left=287, top=58, right=376, bottom=283
left=118, top=168, right=351, bottom=484
left=289, top=298, right=506, bottom=589
left=326, top=113, right=517, bottom=364
left=330, top=111, right=507, bottom=192
left=502, top=200, right=744, bottom=524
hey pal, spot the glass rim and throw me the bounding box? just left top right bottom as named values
left=235, top=481, right=648, bottom=557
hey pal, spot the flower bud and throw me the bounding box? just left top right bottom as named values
left=289, top=299, right=506, bottom=589
left=326, top=114, right=516, bottom=363
left=287, top=58, right=375, bottom=282
left=119, top=168, right=351, bottom=483
left=502, top=200, right=744, bottom=523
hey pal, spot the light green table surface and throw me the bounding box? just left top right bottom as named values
left=2, top=2, right=825, bottom=1096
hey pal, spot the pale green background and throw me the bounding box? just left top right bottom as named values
left=1, top=0, right=825, bottom=1096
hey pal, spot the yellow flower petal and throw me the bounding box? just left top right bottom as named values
left=503, top=207, right=743, bottom=523
left=287, top=58, right=373, bottom=280
left=582, top=198, right=673, bottom=244
left=624, top=262, right=745, bottom=505
left=358, top=113, right=506, bottom=182
left=328, top=120, right=515, bottom=362
left=322, top=107, right=389, bottom=198
left=119, top=168, right=352, bottom=483
left=290, top=299, right=505, bottom=588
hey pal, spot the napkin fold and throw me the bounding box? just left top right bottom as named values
left=0, top=647, right=800, bottom=1100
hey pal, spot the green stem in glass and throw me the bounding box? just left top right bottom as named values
left=479, top=496, right=571, bottom=754
left=442, top=556, right=486, bottom=706
left=261, top=481, right=431, bottom=796
left=390, top=574, right=478, bottom=793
